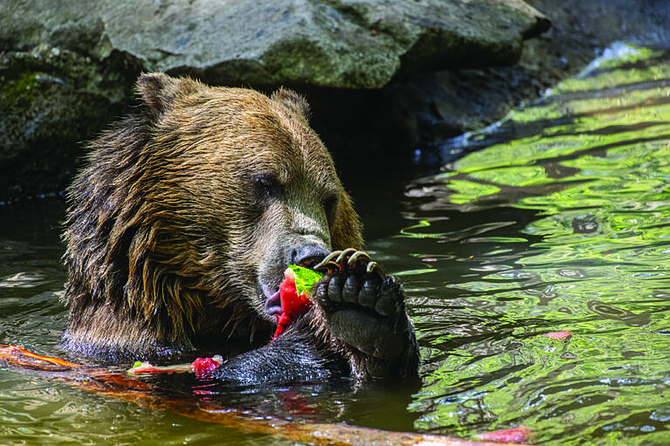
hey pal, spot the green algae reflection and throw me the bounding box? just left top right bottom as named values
left=403, top=44, right=670, bottom=445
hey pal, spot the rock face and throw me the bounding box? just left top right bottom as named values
left=0, top=0, right=549, bottom=201
left=385, top=0, right=670, bottom=161
left=3, top=0, right=549, bottom=89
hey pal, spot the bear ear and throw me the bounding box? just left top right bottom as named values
left=137, top=73, right=184, bottom=117
left=271, top=88, right=311, bottom=121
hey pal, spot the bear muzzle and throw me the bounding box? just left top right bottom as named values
left=263, top=244, right=329, bottom=316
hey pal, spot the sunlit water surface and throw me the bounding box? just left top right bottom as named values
left=1, top=43, right=669, bottom=445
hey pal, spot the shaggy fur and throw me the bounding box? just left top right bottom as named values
left=62, top=73, right=418, bottom=383
left=62, top=74, right=360, bottom=360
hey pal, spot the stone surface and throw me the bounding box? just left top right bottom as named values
left=382, top=0, right=670, bottom=163
left=0, top=0, right=549, bottom=201
left=1, top=0, right=549, bottom=89
left=0, top=42, right=141, bottom=202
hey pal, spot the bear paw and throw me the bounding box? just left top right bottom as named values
left=313, top=249, right=419, bottom=380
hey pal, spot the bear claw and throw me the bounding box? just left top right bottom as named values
left=314, top=249, right=393, bottom=317
left=312, top=249, right=417, bottom=377
left=314, top=249, right=382, bottom=277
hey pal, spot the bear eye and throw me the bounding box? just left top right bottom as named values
left=253, top=173, right=284, bottom=201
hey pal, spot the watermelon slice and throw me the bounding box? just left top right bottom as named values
left=272, top=265, right=323, bottom=340
left=127, top=355, right=223, bottom=377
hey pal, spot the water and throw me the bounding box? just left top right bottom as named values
left=1, top=43, right=670, bottom=445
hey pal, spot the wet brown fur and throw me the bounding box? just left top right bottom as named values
left=62, top=73, right=362, bottom=361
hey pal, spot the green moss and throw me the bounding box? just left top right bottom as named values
left=1, top=71, right=41, bottom=109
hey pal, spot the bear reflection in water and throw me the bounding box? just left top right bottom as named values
left=60, top=73, right=419, bottom=385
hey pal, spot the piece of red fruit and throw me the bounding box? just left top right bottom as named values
left=280, top=269, right=312, bottom=317
left=126, top=356, right=224, bottom=376
left=191, top=355, right=222, bottom=376
left=273, top=267, right=313, bottom=340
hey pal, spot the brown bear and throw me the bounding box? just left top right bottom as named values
left=61, top=73, right=418, bottom=383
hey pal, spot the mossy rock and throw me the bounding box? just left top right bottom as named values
left=0, top=47, right=138, bottom=202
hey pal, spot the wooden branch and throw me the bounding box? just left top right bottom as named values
left=0, top=344, right=529, bottom=446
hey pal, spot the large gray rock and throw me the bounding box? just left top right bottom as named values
left=2, top=0, right=548, bottom=89
left=0, top=0, right=549, bottom=201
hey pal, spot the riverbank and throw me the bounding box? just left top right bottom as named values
left=1, top=0, right=669, bottom=202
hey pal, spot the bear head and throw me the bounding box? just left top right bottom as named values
left=61, top=73, right=362, bottom=360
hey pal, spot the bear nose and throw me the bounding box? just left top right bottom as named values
left=288, top=245, right=330, bottom=269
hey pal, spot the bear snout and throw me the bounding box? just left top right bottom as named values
left=286, top=245, right=330, bottom=269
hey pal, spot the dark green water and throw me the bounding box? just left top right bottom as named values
left=1, top=43, right=669, bottom=445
